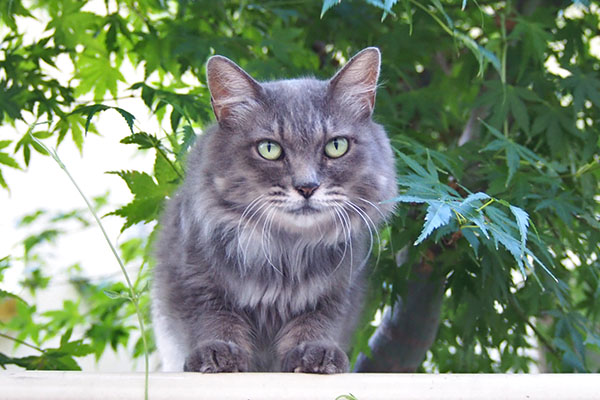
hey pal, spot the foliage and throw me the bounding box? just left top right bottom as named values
left=1, top=0, right=599, bottom=373
left=0, top=199, right=154, bottom=371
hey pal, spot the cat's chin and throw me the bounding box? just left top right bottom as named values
left=276, top=206, right=334, bottom=232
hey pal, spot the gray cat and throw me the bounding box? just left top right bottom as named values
left=152, top=47, right=397, bottom=373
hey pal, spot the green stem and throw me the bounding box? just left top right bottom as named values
left=156, top=145, right=183, bottom=179
left=409, top=0, right=454, bottom=36
left=0, top=332, right=44, bottom=353
left=29, top=134, right=149, bottom=400
left=476, top=198, right=495, bottom=212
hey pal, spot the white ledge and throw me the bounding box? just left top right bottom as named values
left=0, top=371, right=598, bottom=400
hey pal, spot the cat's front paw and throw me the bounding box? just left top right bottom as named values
left=282, top=341, right=349, bottom=374
left=184, top=340, right=249, bottom=373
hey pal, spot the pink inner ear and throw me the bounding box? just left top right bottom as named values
left=206, top=56, right=261, bottom=122
left=329, top=48, right=381, bottom=116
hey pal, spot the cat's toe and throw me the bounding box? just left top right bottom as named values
left=282, top=341, right=349, bottom=374
left=184, top=340, right=249, bottom=373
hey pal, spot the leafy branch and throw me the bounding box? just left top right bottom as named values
left=28, top=134, right=149, bottom=400
left=390, top=150, right=557, bottom=285
left=0, top=329, right=93, bottom=371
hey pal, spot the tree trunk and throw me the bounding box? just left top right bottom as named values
left=354, top=259, right=446, bottom=372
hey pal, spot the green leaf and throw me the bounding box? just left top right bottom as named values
left=0, top=169, right=6, bottom=189
left=154, top=152, right=179, bottom=187
left=70, top=116, right=84, bottom=153
left=103, top=290, right=130, bottom=300
left=390, top=195, right=428, bottom=204
left=0, top=152, right=21, bottom=169
left=74, top=56, right=125, bottom=100
left=509, top=205, right=529, bottom=257
left=18, top=209, right=46, bottom=226
left=178, top=125, right=197, bottom=160
left=535, top=192, right=580, bottom=226
left=505, top=145, right=520, bottom=185
left=508, top=86, right=530, bottom=133
left=0, top=288, right=26, bottom=305
left=72, top=105, right=135, bottom=136
left=72, top=104, right=110, bottom=136
left=461, top=192, right=491, bottom=206
left=336, top=395, right=359, bottom=400
left=108, top=170, right=168, bottom=230
left=119, top=237, right=145, bottom=264
left=320, top=0, right=341, bottom=18
left=120, top=132, right=161, bottom=150
left=510, top=18, right=551, bottom=76
left=461, top=228, right=480, bottom=256
left=563, top=71, right=600, bottom=112
left=415, top=201, right=453, bottom=245
left=365, top=0, right=397, bottom=19
left=396, top=151, right=430, bottom=178
left=113, top=107, right=136, bottom=134
left=109, top=196, right=164, bottom=231
left=457, top=193, right=491, bottom=238
left=109, top=171, right=158, bottom=197
left=23, top=229, right=61, bottom=259
left=455, top=32, right=501, bottom=76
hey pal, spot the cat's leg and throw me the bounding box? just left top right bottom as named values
left=183, top=311, right=254, bottom=373
left=276, top=311, right=350, bottom=374
left=153, top=308, right=187, bottom=372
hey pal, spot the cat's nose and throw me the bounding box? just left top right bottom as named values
left=295, top=182, right=320, bottom=199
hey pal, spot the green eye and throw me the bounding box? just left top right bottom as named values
left=257, top=140, right=282, bottom=160
left=325, top=137, right=349, bottom=158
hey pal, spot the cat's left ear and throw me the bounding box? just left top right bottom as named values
left=206, top=55, right=263, bottom=124
left=328, top=47, right=381, bottom=119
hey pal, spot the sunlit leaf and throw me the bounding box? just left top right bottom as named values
left=415, top=201, right=453, bottom=245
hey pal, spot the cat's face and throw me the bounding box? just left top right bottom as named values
left=201, top=48, right=396, bottom=240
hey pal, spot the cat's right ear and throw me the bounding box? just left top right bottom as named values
left=206, top=56, right=263, bottom=123
left=328, top=47, right=381, bottom=120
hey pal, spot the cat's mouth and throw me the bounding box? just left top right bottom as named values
left=290, top=204, right=321, bottom=215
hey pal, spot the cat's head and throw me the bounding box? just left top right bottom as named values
left=195, top=48, right=396, bottom=240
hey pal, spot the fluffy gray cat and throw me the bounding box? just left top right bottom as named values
left=152, top=47, right=397, bottom=373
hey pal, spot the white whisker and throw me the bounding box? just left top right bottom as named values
left=346, top=200, right=380, bottom=268
left=261, top=205, right=283, bottom=276
left=337, top=206, right=353, bottom=280
left=329, top=204, right=349, bottom=275
left=357, top=197, right=388, bottom=221
left=236, top=195, right=267, bottom=271
left=331, top=202, right=353, bottom=279
left=357, top=197, right=388, bottom=266
left=344, top=202, right=373, bottom=268
left=240, top=200, right=271, bottom=269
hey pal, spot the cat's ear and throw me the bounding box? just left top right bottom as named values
left=328, top=47, right=381, bottom=119
left=206, top=55, right=263, bottom=123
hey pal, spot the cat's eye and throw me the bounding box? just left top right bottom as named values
left=324, top=137, right=349, bottom=159
left=257, top=140, right=283, bottom=160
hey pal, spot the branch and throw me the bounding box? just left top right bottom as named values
left=458, top=106, right=488, bottom=146
left=354, top=254, right=446, bottom=372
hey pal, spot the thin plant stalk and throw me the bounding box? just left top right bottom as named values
left=0, top=332, right=44, bottom=353
left=30, top=134, right=149, bottom=400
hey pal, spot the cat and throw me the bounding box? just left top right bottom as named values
left=152, top=47, right=397, bottom=373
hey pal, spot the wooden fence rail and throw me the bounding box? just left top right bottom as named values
left=0, top=371, right=598, bottom=400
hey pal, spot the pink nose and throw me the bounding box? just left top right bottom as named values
left=295, top=183, right=319, bottom=199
